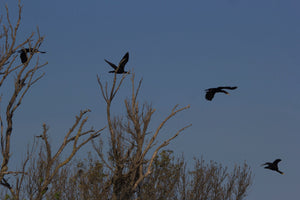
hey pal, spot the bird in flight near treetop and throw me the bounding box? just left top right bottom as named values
left=205, top=86, right=237, bottom=101
left=105, top=52, right=129, bottom=74
left=261, top=159, right=284, bottom=174
left=17, top=48, right=46, bottom=63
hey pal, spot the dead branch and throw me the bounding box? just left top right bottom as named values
left=0, top=1, right=48, bottom=198
left=32, top=110, right=104, bottom=200
left=97, top=73, right=191, bottom=200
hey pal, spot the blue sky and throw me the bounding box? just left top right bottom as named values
left=1, top=0, right=300, bottom=199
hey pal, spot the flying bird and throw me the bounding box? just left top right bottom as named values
left=261, top=159, right=284, bottom=174
left=205, top=86, right=237, bottom=101
left=105, top=52, right=129, bottom=74
left=17, top=48, right=46, bottom=63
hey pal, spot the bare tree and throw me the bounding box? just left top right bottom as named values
left=43, top=150, right=252, bottom=200
left=96, top=73, right=191, bottom=200
left=131, top=151, right=252, bottom=200
left=0, top=0, right=47, bottom=194
left=181, top=158, right=252, bottom=200
left=44, top=153, right=111, bottom=200
left=21, top=111, right=104, bottom=200
left=0, top=2, right=104, bottom=199
left=138, top=150, right=184, bottom=200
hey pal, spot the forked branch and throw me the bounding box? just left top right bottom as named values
left=33, top=110, right=104, bottom=200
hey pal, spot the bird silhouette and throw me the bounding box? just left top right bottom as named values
left=17, top=48, right=46, bottom=63
left=105, top=52, right=129, bottom=74
left=261, top=159, right=284, bottom=174
left=205, top=86, right=237, bottom=101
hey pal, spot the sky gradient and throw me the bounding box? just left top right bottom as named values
left=1, top=0, right=300, bottom=199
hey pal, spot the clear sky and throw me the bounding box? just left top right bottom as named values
left=1, top=0, right=300, bottom=199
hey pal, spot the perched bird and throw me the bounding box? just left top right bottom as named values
left=261, top=159, right=284, bottom=174
left=17, top=48, right=46, bottom=63
left=105, top=52, right=129, bottom=74
left=19, top=51, right=28, bottom=63
left=205, top=86, right=237, bottom=101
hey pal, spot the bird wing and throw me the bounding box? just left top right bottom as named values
left=261, top=162, right=272, bottom=166
left=29, top=48, right=46, bottom=53
left=218, top=86, right=238, bottom=90
left=118, top=52, right=129, bottom=70
left=273, top=159, right=282, bottom=165
left=205, top=91, right=215, bottom=101
left=104, top=59, right=117, bottom=70
left=220, top=90, right=229, bottom=94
